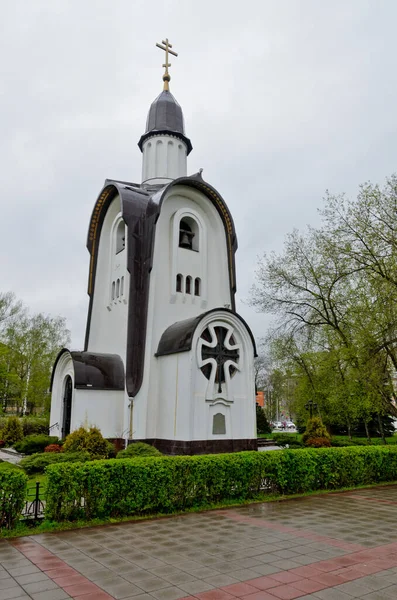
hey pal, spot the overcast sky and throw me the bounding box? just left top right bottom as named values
left=1, top=0, right=397, bottom=348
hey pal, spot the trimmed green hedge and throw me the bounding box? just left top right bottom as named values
left=45, top=446, right=397, bottom=522
left=0, top=468, right=28, bottom=529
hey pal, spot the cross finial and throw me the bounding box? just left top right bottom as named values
left=156, top=38, right=178, bottom=91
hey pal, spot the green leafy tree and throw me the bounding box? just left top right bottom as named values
left=1, top=416, right=23, bottom=446
left=0, top=299, right=70, bottom=413
left=251, top=175, right=397, bottom=438
left=256, top=404, right=271, bottom=434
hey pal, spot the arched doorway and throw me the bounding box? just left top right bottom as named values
left=61, top=375, right=72, bottom=438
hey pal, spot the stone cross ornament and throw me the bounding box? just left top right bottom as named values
left=198, top=323, right=240, bottom=401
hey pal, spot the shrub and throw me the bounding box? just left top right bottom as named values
left=305, top=437, right=331, bottom=448
left=21, top=417, right=49, bottom=436
left=20, top=451, right=91, bottom=475
left=1, top=417, right=24, bottom=446
left=0, top=461, right=22, bottom=472
left=0, top=467, right=27, bottom=529
left=256, top=405, right=272, bottom=434
left=45, top=446, right=397, bottom=522
left=331, top=439, right=357, bottom=447
left=302, top=417, right=330, bottom=446
left=116, top=442, right=162, bottom=458
left=63, top=427, right=110, bottom=459
left=14, top=435, right=60, bottom=455
left=106, top=441, right=117, bottom=459
left=44, top=444, right=63, bottom=453
left=273, top=433, right=303, bottom=448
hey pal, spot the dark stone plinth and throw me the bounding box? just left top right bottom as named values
left=127, top=438, right=257, bottom=455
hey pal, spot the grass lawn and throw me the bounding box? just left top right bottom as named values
left=27, top=474, right=47, bottom=499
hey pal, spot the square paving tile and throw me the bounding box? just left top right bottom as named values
left=0, top=587, right=30, bottom=599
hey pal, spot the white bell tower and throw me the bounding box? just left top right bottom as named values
left=138, top=39, right=192, bottom=186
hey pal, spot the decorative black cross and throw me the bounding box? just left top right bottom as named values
left=201, top=326, right=239, bottom=393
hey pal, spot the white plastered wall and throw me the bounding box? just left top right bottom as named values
left=84, top=196, right=130, bottom=438
left=134, top=185, right=233, bottom=440
left=72, top=389, right=124, bottom=439
left=155, top=310, right=256, bottom=441
left=142, top=135, right=187, bottom=185
left=87, top=196, right=129, bottom=361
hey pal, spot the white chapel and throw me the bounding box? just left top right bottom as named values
left=50, top=40, right=257, bottom=454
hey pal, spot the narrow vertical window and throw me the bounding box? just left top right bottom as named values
left=176, top=273, right=183, bottom=292
left=186, top=276, right=192, bottom=294
left=116, top=279, right=120, bottom=298
left=194, top=277, right=201, bottom=296
left=120, top=276, right=124, bottom=297
left=116, top=221, right=125, bottom=254
left=112, top=281, right=115, bottom=300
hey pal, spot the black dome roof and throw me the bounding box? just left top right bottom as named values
left=138, top=90, right=192, bottom=154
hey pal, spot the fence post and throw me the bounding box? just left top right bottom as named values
left=34, top=482, right=40, bottom=520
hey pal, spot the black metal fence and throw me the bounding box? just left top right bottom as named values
left=21, top=481, right=45, bottom=521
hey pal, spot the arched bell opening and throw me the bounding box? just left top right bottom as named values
left=115, top=220, right=125, bottom=254
left=179, top=217, right=199, bottom=251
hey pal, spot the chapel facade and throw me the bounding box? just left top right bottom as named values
left=50, top=40, right=257, bottom=454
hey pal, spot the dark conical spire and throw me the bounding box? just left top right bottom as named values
left=138, top=89, right=192, bottom=154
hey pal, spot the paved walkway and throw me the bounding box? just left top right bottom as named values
left=1, top=485, right=397, bottom=600
left=0, top=449, right=22, bottom=464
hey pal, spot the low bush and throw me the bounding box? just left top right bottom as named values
left=0, top=467, right=28, bottom=529
left=116, top=442, right=162, bottom=458
left=21, top=417, right=49, bottom=436
left=305, top=437, right=331, bottom=448
left=1, top=416, right=23, bottom=446
left=20, top=451, right=91, bottom=475
left=63, top=427, right=110, bottom=459
left=302, top=417, right=331, bottom=447
left=44, top=444, right=63, bottom=453
left=273, top=433, right=303, bottom=448
left=331, top=439, right=358, bottom=447
left=0, top=461, right=22, bottom=472
left=14, top=435, right=60, bottom=455
left=45, top=446, right=397, bottom=522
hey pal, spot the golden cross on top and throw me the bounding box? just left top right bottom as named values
left=156, top=38, right=178, bottom=91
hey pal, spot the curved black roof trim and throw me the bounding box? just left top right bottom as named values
left=50, top=348, right=70, bottom=392
left=138, top=130, right=192, bottom=155
left=84, top=173, right=239, bottom=398
left=50, top=349, right=125, bottom=392
left=72, top=351, right=124, bottom=390
left=156, top=308, right=257, bottom=358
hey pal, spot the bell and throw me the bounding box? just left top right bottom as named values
left=180, top=231, right=192, bottom=248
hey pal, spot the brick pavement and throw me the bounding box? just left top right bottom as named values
left=1, top=484, right=397, bottom=599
